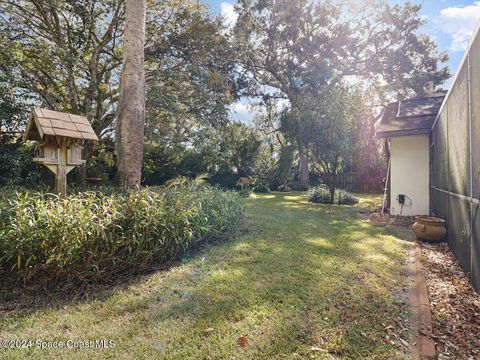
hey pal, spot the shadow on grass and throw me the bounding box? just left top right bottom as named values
left=0, top=192, right=412, bottom=358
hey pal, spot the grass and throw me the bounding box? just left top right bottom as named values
left=0, top=192, right=412, bottom=359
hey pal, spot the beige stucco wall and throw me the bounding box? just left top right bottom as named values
left=390, top=135, right=430, bottom=216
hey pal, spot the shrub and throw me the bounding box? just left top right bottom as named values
left=307, top=185, right=331, bottom=203
left=307, top=185, right=359, bottom=205
left=335, top=189, right=359, bottom=205
left=207, top=173, right=242, bottom=189
left=238, top=189, right=252, bottom=197
left=0, top=140, right=46, bottom=187
left=0, top=184, right=243, bottom=285
left=253, top=185, right=270, bottom=193
left=289, top=181, right=310, bottom=191
left=278, top=184, right=292, bottom=192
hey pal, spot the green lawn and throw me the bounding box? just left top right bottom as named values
left=0, top=192, right=412, bottom=359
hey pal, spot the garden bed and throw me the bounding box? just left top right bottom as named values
left=0, top=184, right=243, bottom=287
left=420, top=242, right=480, bottom=359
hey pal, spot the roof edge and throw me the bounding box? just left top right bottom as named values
left=376, top=128, right=431, bottom=139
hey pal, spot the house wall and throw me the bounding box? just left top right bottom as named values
left=390, top=135, right=430, bottom=216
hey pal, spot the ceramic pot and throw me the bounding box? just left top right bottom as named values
left=412, top=216, right=446, bottom=242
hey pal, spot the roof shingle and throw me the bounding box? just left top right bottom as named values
left=375, top=94, right=446, bottom=139
left=25, top=108, right=99, bottom=141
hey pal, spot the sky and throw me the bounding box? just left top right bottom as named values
left=202, top=0, right=480, bottom=122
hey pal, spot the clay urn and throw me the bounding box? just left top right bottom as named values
left=412, top=216, right=446, bottom=242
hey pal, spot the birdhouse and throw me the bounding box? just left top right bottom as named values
left=67, top=143, right=85, bottom=165
left=24, top=108, right=98, bottom=198
left=35, top=139, right=58, bottom=163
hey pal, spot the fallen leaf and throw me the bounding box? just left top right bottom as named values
left=237, top=336, right=248, bottom=348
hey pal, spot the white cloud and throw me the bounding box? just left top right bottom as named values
left=220, top=2, right=238, bottom=30
left=436, top=1, right=480, bottom=51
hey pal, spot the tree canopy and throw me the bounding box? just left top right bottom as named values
left=0, top=0, right=451, bottom=192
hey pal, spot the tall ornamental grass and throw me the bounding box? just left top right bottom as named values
left=0, top=184, right=243, bottom=285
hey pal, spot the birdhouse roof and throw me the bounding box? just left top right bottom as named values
left=24, top=108, right=99, bottom=141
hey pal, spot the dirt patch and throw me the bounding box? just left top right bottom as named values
left=420, top=242, right=480, bottom=359
left=363, top=210, right=415, bottom=227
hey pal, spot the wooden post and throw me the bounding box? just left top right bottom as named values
left=56, top=138, right=68, bottom=199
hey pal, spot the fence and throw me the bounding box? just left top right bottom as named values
left=336, top=170, right=385, bottom=194
left=431, top=24, right=480, bottom=292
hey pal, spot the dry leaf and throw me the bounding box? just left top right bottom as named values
left=237, top=336, right=248, bottom=348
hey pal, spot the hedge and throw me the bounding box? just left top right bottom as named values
left=0, top=184, right=243, bottom=285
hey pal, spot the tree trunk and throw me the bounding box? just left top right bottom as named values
left=115, top=0, right=146, bottom=189
left=328, top=170, right=338, bottom=204
left=76, top=164, right=87, bottom=187
left=75, top=141, right=94, bottom=186
left=299, top=147, right=309, bottom=187
left=329, top=184, right=336, bottom=204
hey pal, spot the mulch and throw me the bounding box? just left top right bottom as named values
left=419, top=242, right=480, bottom=359
left=363, top=210, right=480, bottom=358
left=363, top=210, right=416, bottom=227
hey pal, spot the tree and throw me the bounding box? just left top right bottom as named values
left=369, top=4, right=450, bottom=101
left=308, top=88, right=360, bottom=204
left=278, top=107, right=316, bottom=186
left=144, top=5, right=237, bottom=149
left=196, top=122, right=261, bottom=187
left=233, top=0, right=450, bottom=185
left=115, top=0, right=146, bottom=189
left=0, top=0, right=124, bottom=181
left=252, top=143, right=276, bottom=190
left=0, top=1, right=235, bottom=185
left=0, top=72, right=29, bottom=142
left=274, top=144, right=295, bottom=189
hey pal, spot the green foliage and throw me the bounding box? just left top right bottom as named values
left=207, top=173, right=241, bottom=189
left=145, top=5, right=237, bottom=144
left=0, top=0, right=237, bottom=174
left=335, top=189, right=360, bottom=206
left=234, top=0, right=450, bottom=191
left=252, top=144, right=276, bottom=189
left=142, top=143, right=206, bottom=185
left=0, top=184, right=244, bottom=285
left=0, top=0, right=124, bottom=138
left=308, top=185, right=359, bottom=205
left=238, top=189, right=252, bottom=198
left=0, top=72, right=28, bottom=134
left=309, top=87, right=358, bottom=172
left=214, top=122, right=262, bottom=176
left=0, top=140, right=45, bottom=187
left=86, top=138, right=116, bottom=180
left=273, top=145, right=296, bottom=188
left=0, top=193, right=412, bottom=358
left=199, top=122, right=262, bottom=187
left=253, top=185, right=270, bottom=193
left=288, top=181, right=310, bottom=191
left=234, top=0, right=449, bottom=102
left=278, top=184, right=292, bottom=192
